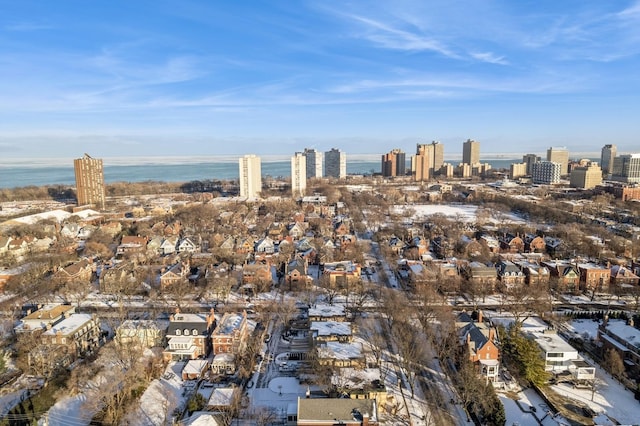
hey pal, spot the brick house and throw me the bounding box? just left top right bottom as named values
left=457, top=312, right=500, bottom=382
left=211, top=311, right=250, bottom=355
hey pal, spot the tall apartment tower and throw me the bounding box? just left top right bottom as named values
left=239, top=154, right=262, bottom=198
left=532, top=161, right=562, bottom=184
left=570, top=162, right=603, bottom=189
left=600, top=144, right=617, bottom=175
left=291, top=152, right=307, bottom=196
left=522, top=154, right=541, bottom=175
left=303, top=148, right=323, bottom=179
left=546, top=147, right=569, bottom=175
left=381, top=149, right=406, bottom=177
left=324, top=148, right=346, bottom=179
left=612, top=154, right=640, bottom=184
left=412, top=142, right=444, bottom=181
left=74, top=153, right=105, bottom=210
left=462, top=139, right=480, bottom=165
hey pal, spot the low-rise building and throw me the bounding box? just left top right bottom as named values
left=296, top=397, right=378, bottom=426
left=39, top=313, right=103, bottom=366
left=310, top=321, right=352, bottom=343
left=457, top=312, right=500, bottom=382
left=163, top=309, right=216, bottom=361
left=211, top=312, right=250, bottom=355
left=16, top=304, right=76, bottom=333
left=116, top=319, right=167, bottom=349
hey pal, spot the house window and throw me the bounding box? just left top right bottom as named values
left=192, top=329, right=198, bottom=336
left=184, top=329, right=189, bottom=335
left=176, top=329, right=181, bottom=335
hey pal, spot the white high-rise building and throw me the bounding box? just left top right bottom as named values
left=532, top=161, right=562, bottom=184
left=325, top=148, right=346, bottom=179
left=303, top=148, right=323, bottom=179
left=291, top=152, right=307, bottom=197
left=239, top=154, right=262, bottom=198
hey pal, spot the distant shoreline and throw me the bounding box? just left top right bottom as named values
left=0, top=152, right=603, bottom=168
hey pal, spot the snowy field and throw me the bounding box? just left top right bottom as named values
left=390, top=204, right=525, bottom=224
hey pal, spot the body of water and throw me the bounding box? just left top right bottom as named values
left=0, top=157, right=522, bottom=189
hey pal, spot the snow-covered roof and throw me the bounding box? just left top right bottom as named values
left=43, top=313, right=94, bottom=336
left=310, top=321, right=352, bottom=336
left=308, top=304, right=345, bottom=318
left=317, top=341, right=363, bottom=360
left=207, top=388, right=236, bottom=407
left=602, top=320, right=640, bottom=350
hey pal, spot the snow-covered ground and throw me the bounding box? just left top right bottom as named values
left=390, top=203, right=525, bottom=224
left=500, top=388, right=569, bottom=426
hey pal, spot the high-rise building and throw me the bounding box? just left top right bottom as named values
left=510, top=163, right=527, bottom=180
left=303, top=148, right=323, bottom=179
left=600, top=144, right=617, bottom=175
left=74, top=153, right=105, bottom=210
left=462, top=139, right=480, bottom=165
left=570, top=162, right=603, bottom=189
left=532, top=161, right=562, bottom=184
left=612, top=154, right=640, bottom=184
left=522, top=154, right=541, bottom=175
left=239, top=154, right=262, bottom=198
left=291, top=152, right=307, bottom=196
left=412, top=141, right=444, bottom=181
left=546, top=147, right=569, bottom=175
left=381, top=149, right=406, bottom=177
left=324, top=148, right=346, bottom=179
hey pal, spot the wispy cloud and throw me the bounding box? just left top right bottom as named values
left=344, top=13, right=459, bottom=58
left=469, top=52, right=509, bottom=65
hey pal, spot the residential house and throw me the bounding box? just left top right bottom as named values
left=160, top=237, right=178, bottom=255
left=8, top=237, right=30, bottom=258
left=457, top=312, right=500, bottom=382
left=116, top=319, right=167, bottom=348
left=316, top=341, right=366, bottom=368
left=16, top=304, right=76, bottom=333
left=241, top=261, right=273, bottom=287
left=211, top=353, right=236, bottom=375
left=310, top=321, right=353, bottom=343
left=267, top=223, right=286, bottom=241
left=160, top=262, right=190, bottom=290
left=464, top=262, right=498, bottom=293
left=146, top=236, right=164, bottom=255
left=288, top=222, right=307, bottom=239
left=100, top=221, right=122, bottom=237
left=528, top=329, right=592, bottom=378
left=322, top=261, right=361, bottom=287
left=219, top=236, right=236, bottom=252
left=211, top=312, right=250, bottom=355
left=524, top=234, right=546, bottom=253
left=496, top=260, right=526, bottom=288
left=117, top=235, right=148, bottom=257
left=100, top=261, right=136, bottom=293
left=609, top=265, right=640, bottom=288
left=235, top=237, right=254, bottom=255
left=330, top=369, right=387, bottom=407
left=255, top=236, right=276, bottom=254
left=577, top=263, right=611, bottom=293
left=286, top=258, right=310, bottom=288
left=52, top=258, right=94, bottom=284
left=333, top=220, right=350, bottom=237
left=432, top=236, right=453, bottom=259
left=542, top=261, right=580, bottom=293
left=598, top=318, right=640, bottom=377
left=479, top=235, right=500, bottom=254
left=296, top=398, right=378, bottom=426
left=388, top=236, right=406, bottom=255
left=182, top=359, right=210, bottom=380
left=308, top=304, right=345, bottom=323
left=163, top=309, right=216, bottom=361
left=178, top=237, right=199, bottom=254
left=515, top=261, right=550, bottom=287
left=544, top=237, right=563, bottom=254
left=500, top=234, right=525, bottom=253
left=39, top=313, right=103, bottom=367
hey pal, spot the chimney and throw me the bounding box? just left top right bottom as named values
left=175, top=307, right=180, bottom=315
left=478, top=310, right=483, bottom=323
left=362, top=414, right=369, bottom=426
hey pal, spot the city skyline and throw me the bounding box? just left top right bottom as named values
left=1, top=2, right=640, bottom=158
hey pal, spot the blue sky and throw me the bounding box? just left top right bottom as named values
left=1, top=0, right=639, bottom=159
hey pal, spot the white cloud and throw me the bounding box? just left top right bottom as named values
left=469, top=52, right=509, bottom=65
